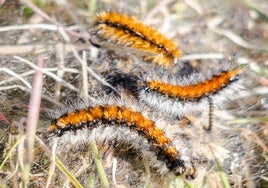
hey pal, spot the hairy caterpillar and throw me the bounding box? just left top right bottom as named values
left=47, top=97, right=196, bottom=179
left=136, top=65, right=243, bottom=131
left=94, top=11, right=181, bottom=66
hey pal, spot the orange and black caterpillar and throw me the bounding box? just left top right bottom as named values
left=94, top=11, right=181, bottom=66
left=143, top=67, right=242, bottom=102
left=48, top=105, right=195, bottom=177
left=136, top=66, right=243, bottom=131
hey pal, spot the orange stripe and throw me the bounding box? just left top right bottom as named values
left=48, top=105, right=186, bottom=175
left=94, top=11, right=180, bottom=66
left=147, top=68, right=242, bottom=100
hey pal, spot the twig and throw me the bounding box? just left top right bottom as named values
left=0, top=84, right=64, bottom=108
left=0, top=68, right=32, bottom=89
left=23, top=55, right=44, bottom=187
left=0, top=24, right=58, bottom=32
left=19, top=0, right=83, bottom=39
left=180, top=53, right=225, bottom=61
left=185, top=0, right=203, bottom=15
left=81, top=51, right=89, bottom=102
left=14, top=56, right=78, bottom=92
left=0, top=43, right=90, bottom=55
left=45, top=141, right=57, bottom=188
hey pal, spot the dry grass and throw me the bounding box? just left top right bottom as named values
left=0, top=0, right=267, bottom=187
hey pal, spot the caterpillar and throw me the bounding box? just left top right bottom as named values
left=136, top=65, right=243, bottom=130
left=47, top=98, right=196, bottom=179
left=94, top=11, right=181, bottom=66
left=143, top=67, right=241, bottom=101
